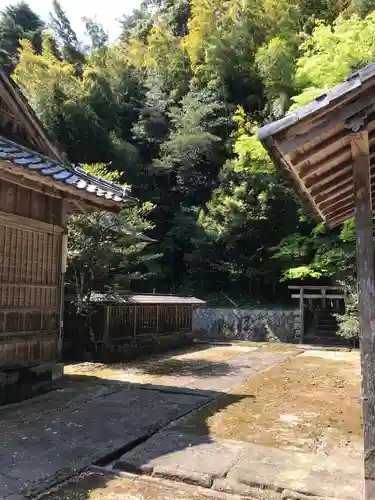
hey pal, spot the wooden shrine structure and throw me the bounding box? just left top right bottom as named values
left=64, top=293, right=205, bottom=360
left=0, top=70, right=134, bottom=404
left=258, top=61, right=375, bottom=498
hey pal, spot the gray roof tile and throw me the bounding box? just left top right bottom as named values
left=0, top=135, right=135, bottom=206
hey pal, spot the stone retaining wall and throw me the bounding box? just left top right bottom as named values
left=193, top=307, right=300, bottom=343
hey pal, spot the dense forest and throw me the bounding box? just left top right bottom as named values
left=1, top=0, right=375, bottom=306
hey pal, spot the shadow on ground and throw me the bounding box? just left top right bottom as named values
left=66, top=344, right=241, bottom=379
left=1, top=369, right=249, bottom=500
left=138, top=358, right=237, bottom=377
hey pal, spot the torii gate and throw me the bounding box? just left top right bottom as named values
left=258, top=62, right=375, bottom=499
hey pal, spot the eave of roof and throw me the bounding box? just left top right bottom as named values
left=258, top=62, right=375, bottom=142
left=0, top=135, right=136, bottom=210
left=257, top=61, right=375, bottom=227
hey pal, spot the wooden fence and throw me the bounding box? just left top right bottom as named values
left=64, top=299, right=199, bottom=361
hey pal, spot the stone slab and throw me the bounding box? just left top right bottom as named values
left=116, top=430, right=245, bottom=478
left=117, top=431, right=362, bottom=500
left=0, top=474, right=23, bottom=500
left=213, top=478, right=280, bottom=499
left=0, top=384, right=209, bottom=498
left=153, top=465, right=214, bottom=488
left=227, top=442, right=362, bottom=500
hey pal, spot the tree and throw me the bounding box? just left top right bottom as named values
left=0, top=1, right=44, bottom=72
left=188, top=107, right=303, bottom=300
left=291, top=12, right=375, bottom=108
left=334, top=281, right=359, bottom=343
left=49, top=0, right=85, bottom=68
left=10, top=0, right=374, bottom=306
left=83, top=18, right=108, bottom=52
left=66, top=164, right=154, bottom=354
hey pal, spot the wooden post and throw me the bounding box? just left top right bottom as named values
left=57, top=198, right=68, bottom=361
left=350, top=125, right=375, bottom=498
left=299, top=287, right=304, bottom=344
left=133, top=306, right=137, bottom=338
left=103, top=306, right=110, bottom=349
left=156, top=305, right=159, bottom=335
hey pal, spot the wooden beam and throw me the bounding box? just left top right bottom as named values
left=291, top=293, right=345, bottom=300
left=0, top=165, right=62, bottom=198
left=103, top=306, right=110, bottom=348
left=299, top=147, right=351, bottom=178
left=318, top=190, right=353, bottom=212
left=0, top=161, right=124, bottom=213
left=288, top=285, right=343, bottom=290
left=314, top=178, right=352, bottom=205
left=322, top=198, right=353, bottom=218
left=303, top=157, right=353, bottom=184
left=292, top=129, right=349, bottom=169
left=291, top=114, right=375, bottom=169
left=279, top=91, right=375, bottom=153
left=71, top=199, right=88, bottom=215
left=326, top=208, right=355, bottom=227
left=0, top=209, right=63, bottom=234
left=306, top=164, right=353, bottom=191
left=57, top=198, right=68, bottom=361
left=350, top=124, right=375, bottom=498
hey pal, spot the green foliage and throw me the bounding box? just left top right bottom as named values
left=66, top=164, right=154, bottom=301
left=291, top=13, right=375, bottom=108
left=334, top=282, right=359, bottom=340
left=0, top=1, right=44, bottom=72
left=3, top=0, right=373, bottom=305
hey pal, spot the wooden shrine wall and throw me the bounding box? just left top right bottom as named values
left=0, top=178, right=63, bottom=368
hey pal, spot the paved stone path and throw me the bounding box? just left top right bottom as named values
left=0, top=346, right=294, bottom=499
left=115, top=430, right=362, bottom=499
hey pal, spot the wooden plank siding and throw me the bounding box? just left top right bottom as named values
left=0, top=180, right=63, bottom=368
left=63, top=302, right=198, bottom=361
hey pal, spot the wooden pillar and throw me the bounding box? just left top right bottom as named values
left=156, top=305, right=159, bottom=335
left=299, top=287, right=304, bottom=344
left=103, top=306, right=110, bottom=348
left=133, top=306, right=137, bottom=338
left=58, top=199, right=68, bottom=361
left=350, top=125, right=375, bottom=498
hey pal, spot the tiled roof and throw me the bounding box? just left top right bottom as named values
left=66, top=293, right=206, bottom=305
left=0, top=136, right=135, bottom=205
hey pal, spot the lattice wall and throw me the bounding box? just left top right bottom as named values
left=0, top=198, right=62, bottom=368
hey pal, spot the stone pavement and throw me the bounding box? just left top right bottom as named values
left=115, top=430, right=362, bottom=499
left=0, top=346, right=294, bottom=499
left=0, top=380, right=209, bottom=499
